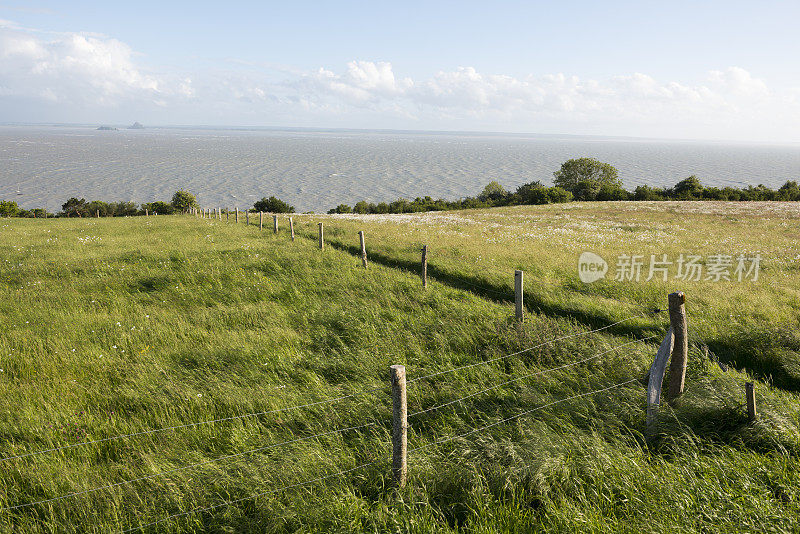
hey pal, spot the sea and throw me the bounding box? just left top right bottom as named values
left=2, top=125, right=800, bottom=213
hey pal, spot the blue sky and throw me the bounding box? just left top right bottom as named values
left=2, top=1, right=799, bottom=141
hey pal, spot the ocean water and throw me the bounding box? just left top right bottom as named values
left=2, top=125, right=800, bottom=213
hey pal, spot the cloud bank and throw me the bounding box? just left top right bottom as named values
left=1, top=22, right=797, bottom=141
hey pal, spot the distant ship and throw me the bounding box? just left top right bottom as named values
left=128, top=122, right=145, bottom=129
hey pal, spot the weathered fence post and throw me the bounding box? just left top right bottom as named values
left=145, top=209, right=149, bottom=217
left=390, top=364, right=407, bottom=488
left=646, top=326, right=675, bottom=436
left=226, top=209, right=229, bottom=222
left=218, top=208, right=221, bottom=221
left=666, top=291, right=688, bottom=401
left=318, top=222, right=324, bottom=249
left=273, top=215, right=278, bottom=234
left=259, top=212, right=263, bottom=231
left=290, top=217, right=295, bottom=241
left=246, top=211, right=249, bottom=225
left=96, top=210, right=100, bottom=218
left=235, top=208, right=239, bottom=223
left=359, top=231, right=368, bottom=268
left=421, top=245, right=428, bottom=287
left=515, top=270, right=524, bottom=322
left=746, top=382, right=757, bottom=421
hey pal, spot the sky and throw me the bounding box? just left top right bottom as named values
left=1, top=1, right=799, bottom=142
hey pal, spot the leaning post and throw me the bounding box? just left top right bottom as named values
left=290, top=217, right=295, bottom=241
left=359, top=231, right=368, bottom=268
left=421, top=245, right=428, bottom=287
left=666, top=291, right=688, bottom=401
left=515, top=270, right=524, bottom=322
left=390, top=364, right=408, bottom=488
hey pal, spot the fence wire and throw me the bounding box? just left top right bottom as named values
left=0, top=420, right=386, bottom=513
left=120, top=455, right=390, bottom=533
left=0, top=384, right=388, bottom=463
left=409, top=378, right=641, bottom=455
left=408, top=335, right=657, bottom=419
left=408, top=311, right=656, bottom=386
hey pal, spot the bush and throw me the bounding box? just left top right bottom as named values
left=328, top=204, right=352, bottom=214
left=141, top=201, right=175, bottom=215
left=553, top=158, right=621, bottom=194
left=0, top=200, right=20, bottom=217
left=633, top=185, right=666, bottom=201
left=596, top=184, right=630, bottom=201
left=253, top=196, right=295, bottom=213
left=61, top=198, right=88, bottom=217
left=86, top=200, right=111, bottom=217
left=670, top=176, right=704, bottom=199
left=171, top=190, right=198, bottom=211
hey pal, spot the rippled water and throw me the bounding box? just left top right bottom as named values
left=2, top=126, right=799, bottom=213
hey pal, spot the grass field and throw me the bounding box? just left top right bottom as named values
left=0, top=203, right=798, bottom=533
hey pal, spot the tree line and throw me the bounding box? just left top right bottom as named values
left=327, top=158, right=800, bottom=214
left=2, top=158, right=799, bottom=218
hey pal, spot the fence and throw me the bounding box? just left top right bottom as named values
left=0, top=209, right=760, bottom=531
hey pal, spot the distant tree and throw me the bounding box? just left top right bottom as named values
left=86, top=200, right=111, bottom=217
left=553, top=158, right=621, bottom=197
left=515, top=181, right=550, bottom=205
left=253, top=196, right=295, bottom=213
left=353, top=201, right=370, bottom=214
left=596, top=183, right=630, bottom=201
left=633, top=185, right=666, bottom=201
left=778, top=180, right=800, bottom=201
left=171, top=190, right=198, bottom=211
left=328, top=204, right=352, bottom=214
left=670, top=176, right=704, bottom=199
left=61, top=197, right=88, bottom=217
left=0, top=200, right=20, bottom=217
left=109, top=201, right=139, bottom=216
left=478, top=181, right=508, bottom=203
left=141, top=201, right=175, bottom=215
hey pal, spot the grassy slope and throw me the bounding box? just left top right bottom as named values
left=0, top=205, right=796, bottom=533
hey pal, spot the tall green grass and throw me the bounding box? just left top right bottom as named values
left=0, top=209, right=797, bottom=533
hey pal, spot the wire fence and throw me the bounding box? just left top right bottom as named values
left=1, top=213, right=670, bottom=532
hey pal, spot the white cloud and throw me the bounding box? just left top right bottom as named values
left=0, top=22, right=797, bottom=141
left=0, top=23, right=161, bottom=105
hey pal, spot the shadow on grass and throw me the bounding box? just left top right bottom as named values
left=307, top=234, right=800, bottom=394
left=319, top=237, right=661, bottom=340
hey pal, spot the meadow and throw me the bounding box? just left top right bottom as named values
left=0, top=202, right=798, bottom=533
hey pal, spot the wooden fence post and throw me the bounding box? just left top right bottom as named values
left=421, top=245, right=428, bottom=287
left=666, top=291, right=688, bottom=401
left=246, top=211, right=249, bottom=225
left=259, top=212, right=263, bottom=231
left=390, top=364, right=407, bottom=488
left=226, top=209, right=229, bottom=222
left=96, top=210, right=99, bottom=218
left=235, top=208, right=239, bottom=223
left=218, top=208, right=221, bottom=221
left=359, top=231, right=368, bottom=268
left=746, top=382, right=757, bottom=421
left=318, top=222, right=324, bottom=249
left=646, top=326, right=675, bottom=435
left=273, top=215, right=278, bottom=234
left=515, top=270, right=524, bottom=322
left=145, top=209, right=149, bottom=217
left=290, top=217, right=295, bottom=241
